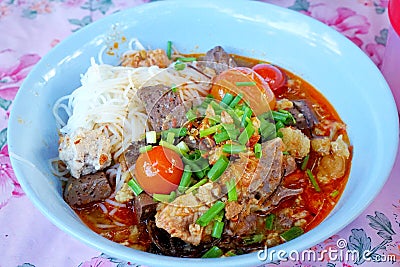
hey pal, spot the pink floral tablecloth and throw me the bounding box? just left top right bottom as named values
left=1, top=1, right=399, bottom=266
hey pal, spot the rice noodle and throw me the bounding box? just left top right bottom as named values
left=53, top=58, right=211, bottom=164
left=49, top=157, right=70, bottom=177
left=109, top=208, right=117, bottom=216
left=105, top=198, right=126, bottom=208
left=98, top=203, right=108, bottom=214
left=114, top=165, right=125, bottom=195
left=114, top=221, right=126, bottom=227
left=96, top=224, right=117, bottom=229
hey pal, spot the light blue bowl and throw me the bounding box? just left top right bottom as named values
left=8, top=1, right=399, bottom=266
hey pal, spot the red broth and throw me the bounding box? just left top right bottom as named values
left=73, top=53, right=352, bottom=257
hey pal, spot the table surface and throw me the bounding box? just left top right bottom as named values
left=1, top=0, right=399, bottom=266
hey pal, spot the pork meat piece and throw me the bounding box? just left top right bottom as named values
left=283, top=154, right=297, bottom=176
left=137, top=84, right=186, bottom=131
left=288, top=100, right=319, bottom=137
left=155, top=182, right=222, bottom=246
left=134, top=193, right=158, bottom=222
left=155, top=193, right=209, bottom=246
left=123, top=139, right=146, bottom=168
left=258, top=186, right=303, bottom=212
left=198, top=46, right=237, bottom=75
left=248, top=138, right=285, bottom=204
left=64, top=171, right=112, bottom=207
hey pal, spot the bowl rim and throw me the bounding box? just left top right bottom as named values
left=7, top=0, right=399, bottom=266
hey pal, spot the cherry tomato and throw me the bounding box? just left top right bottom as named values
left=252, top=63, right=286, bottom=91
left=210, top=67, right=276, bottom=115
left=134, top=146, right=183, bottom=194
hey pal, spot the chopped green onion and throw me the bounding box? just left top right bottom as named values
left=163, top=127, right=187, bottom=137
left=306, top=169, right=321, bottom=192
left=153, top=193, right=169, bottom=202
left=221, top=124, right=240, bottom=138
left=221, top=123, right=236, bottom=130
left=207, top=155, right=229, bottom=181
left=258, top=111, right=274, bottom=121
left=214, top=210, right=224, bottom=222
left=330, top=190, right=339, bottom=198
left=243, top=234, right=264, bottom=245
left=182, top=156, right=207, bottom=174
left=201, top=246, right=224, bottom=258
left=185, top=178, right=208, bottom=194
left=176, top=141, right=190, bottom=153
left=196, top=201, right=226, bottom=226
left=279, top=109, right=296, bottom=124
left=199, top=124, right=222, bottom=138
left=301, top=154, right=310, bottom=171
left=282, top=151, right=290, bottom=155
left=176, top=57, right=197, bottom=62
left=227, top=129, right=240, bottom=140
left=171, top=85, right=177, bottom=93
left=241, top=106, right=253, bottom=127
left=221, top=93, right=234, bottom=106
left=275, top=121, right=285, bottom=131
left=178, top=165, right=192, bottom=193
left=280, top=226, right=304, bottom=241
left=166, top=131, right=175, bottom=144
left=226, top=179, right=238, bottom=201
left=265, top=213, right=275, bottom=230
left=235, top=109, right=244, bottom=118
left=159, top=140, right=182, bottom=155
left=166, top=41, right=172, bottom=59
left=272, top=110, right=289, bottom=122
left=153, top=191, right=176, bottom=203
left=199, top=96, right=213, bottom=110
left=170, top=191, right=176, bottom=201
left=206, top=94, right=215, bottom=99
left=238, top=122, right=255, bottom=145
left=193, top=168, right=207, bottom=179
left=127, top=179, right=143, bottom=196
left=236, top=81, right=256, bottom=87
left=226, top=109, right=241, bottom=126
left=174, top=62, right=186, bottom=71
left=186, top=109, right=197, bottom=122
left=139, top=145, right=153, bottom=154
left=208, top=116, right=221, bottom=126
left=214, top=131, right=230, bottom=144
left=197, top=157, right=211, bottom=169
left=229, top=93, right=243, bottom=108
left=225, top=251, right=237, bottom=257
left=254, top=143, right=262, bottom=159
left=222, top=144, right=246, bottom=154
left=211, top=221, right=225, bottom=238
left=182, top=158, right=201, bottom=171
left=210, top=101, right=223, bottom=115
left=188, top=149, right=202, bottom=160
left=272, top=110, right=296, bottom=125
left=259, top=119, right=276, bottom=140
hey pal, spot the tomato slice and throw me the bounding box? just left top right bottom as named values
left=134, top=146, right=183, bottom=194
left=209, top=67, right=276, bottom=115
left=252, top=63, right=286, bottom=91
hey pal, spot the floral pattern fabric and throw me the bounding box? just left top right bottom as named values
left=0, top=0, right=399, bottom=266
